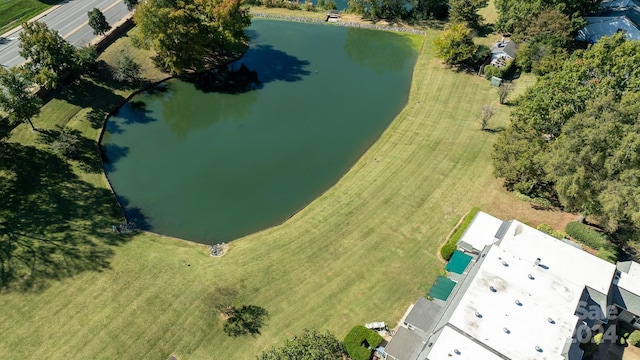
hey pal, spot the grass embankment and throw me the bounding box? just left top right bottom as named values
left=0, top=0, right=60, bottom=35
left=0, top=20, right=572, bottom=359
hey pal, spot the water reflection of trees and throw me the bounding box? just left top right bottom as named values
left=161, top=72, right=260, bottom=139
left=160, top=44, right=311, bottom=138
left=344, top=28, right=417, bottom=73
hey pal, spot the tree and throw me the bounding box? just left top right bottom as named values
left=0, top=67, right=42, bottom=131
left=19, top=21, right=77, bottom=89
left=87, top=8, right=111, bottom=36
left=433, top=23, right=479, bottom=66
left=480, top=104, right=495, bottom=129
left=223, top=305, right=268, bottom=337
left=449, top=0, right=488, bottom=29
left=544, top=93, right=640, bottom=232
left=497, top=82, right=513, bottom=104
left=520, top=9, right=573, bottom=41
left=411, top=0, right=448, bottom=20
left=495, top=0, right=599, bottom=36
left=132, top=0, right=252, bottom=75
left=74, top=45, right=99, bottom=73
left=348, top=0, right=406, bottom=19
left=492, top=33, right=640, bottom=231
left=113, top=53, right=142, bottom=84
left=124, top=0, right=139, bottom=10
left=515, top=35, right=569, bottom=75
left=257, top=329, right=346, bottom=360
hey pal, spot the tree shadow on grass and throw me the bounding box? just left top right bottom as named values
left=43, top=76, right=127, bottom=132
left=0, top=142, right=129, bottom=292
left=37, top=126, right=104, bottom=174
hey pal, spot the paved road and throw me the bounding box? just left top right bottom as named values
left=0, top=0, right=131, bottom=68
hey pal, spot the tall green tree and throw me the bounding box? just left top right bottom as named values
left=544, top=93, right=640, bottom=232
left=494, top=0, right=599, bottom=35
left=124, top=0, right=139, bottom=10
left=257, top=329, right=346, bottom=360
left=410, top=0, right=448, bottom=20
left=132, top=0, right=252, bottom=75
left=433, top=22, right=479, bottom=66
left=0, top=67, right=42, bottom=131
left=493, top=33, right=640, bottom=231
left=87, top=8, right=111, bottom=36
left=449, top=0, right=488, bottom=29
left=18, top=21, right=77, bottom=89
left=348, top=0, right=406, bottom=19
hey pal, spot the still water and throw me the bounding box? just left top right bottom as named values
left=102, top=19, right=419, bottom=244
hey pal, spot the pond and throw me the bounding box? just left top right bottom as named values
left=101, top=19, right=420, bottom=244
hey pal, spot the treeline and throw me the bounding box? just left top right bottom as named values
left=492, top=33, right=640, bottom=234
left=347, top=0, right=449, bottom=21
left=245, top=0, right=338, bottom=11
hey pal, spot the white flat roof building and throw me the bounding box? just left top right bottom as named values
left=497, top=220, right=616, bottom=296
left=445, top=246, right=582, bottom=359
left=456, top=211, right=503, bottom=253
left=385, top=212, right=634, bottom=360
left=425, top=326, right=504, bottom=360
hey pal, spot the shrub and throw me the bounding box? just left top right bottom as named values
left=344, top=325, right=383, bottom=360
left=483, top=59, right=513, bottom=80
left=581, top=332, right=603, bottom=356
left=536, top=224, right=565, bottom=239
left=514, top=191, right=552, bottom=208
left=629, top=331, right=640, bottom=347
left=440, top=207, right=480, bottom=261
left=565, top=222, right=608, bottom=250
left=597, top=243, right=618, bottom=264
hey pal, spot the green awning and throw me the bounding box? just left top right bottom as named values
left=445, top=251, right=473, bottom=274
left=428, top=276, right=457, bottom=301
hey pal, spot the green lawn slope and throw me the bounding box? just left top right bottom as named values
left=0, top=26, right=571, bottom=359
left=0, top=0, right=60, bottom=35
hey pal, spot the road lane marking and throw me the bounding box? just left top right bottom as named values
left=61, top=0, right=123, bottom=40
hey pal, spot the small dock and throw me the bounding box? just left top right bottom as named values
left=326, top=10, right=341, bottom=22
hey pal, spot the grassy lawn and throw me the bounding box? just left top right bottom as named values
left=0, top=0, right=60, bottom=35
left=0, top=19, right=573, bottom=360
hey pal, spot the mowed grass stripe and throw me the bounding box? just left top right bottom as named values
left=0, top=25, right=568, bottom=359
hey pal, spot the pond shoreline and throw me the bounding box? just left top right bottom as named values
left=250, top=12, right=426, bottom=34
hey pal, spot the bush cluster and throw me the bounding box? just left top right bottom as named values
left=536, top=224, right=565, bottom=239
left=440, top=207, right=480, bottom=261
left=629, top=331, right=640, bottom=347
left=564, top=222, right=618, bottom=263
left=564, top=222, right=608, bottom=249
left=580, top=333, right=603, bottom=356
left=514, top=191, right=552, bottom=208
left=483, top=60, right=514, bottom=80
left=343, top=325, right=383, bottom=360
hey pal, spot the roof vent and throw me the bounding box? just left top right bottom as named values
left=489, top=286, right=497, bottom=293
left=548, top=318, right=555, bottom=324
left=528, top=274, right=535, bottom=280
left=503, top=327, right=511, bottom=334
left=475, top=312, right=483, bottom=318
left=515, top=300, right=522, bottom=306
left=454, top=349, right=461, bottom=355
left=535, top=346, right=543, bottom=352
left=534, top=258, right=541, bottom=266
left=502, top=261, right=509, bottom=267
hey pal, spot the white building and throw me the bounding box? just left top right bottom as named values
left=578, top=0, right=640, bottom=42
left=384, top=212, right=640, bottom=360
